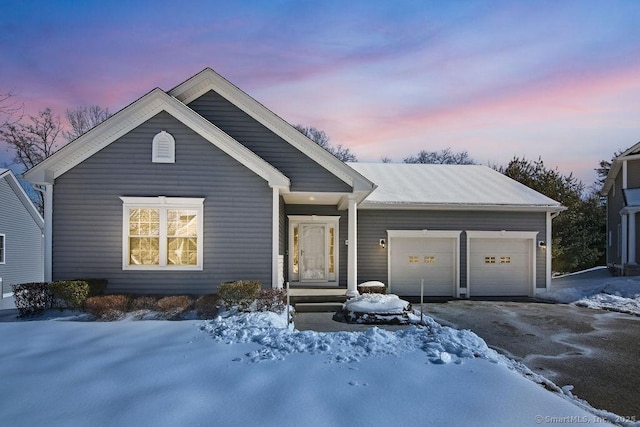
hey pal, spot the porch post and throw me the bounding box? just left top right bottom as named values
left=347, top=197, right=358, bottom=297
left=621, top=212, right=628, bottom=267
left=629, top=211, right=636, bottom=265
left=44, top=184, right=53, bottom=282
left=271, top=187, right=281, bottom=288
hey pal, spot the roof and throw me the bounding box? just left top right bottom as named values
left=169, top=68, right=375, bottom=194
left=348, top=163, right=564, bottom=212
left=23, top=88, right=290, bottom=189
left=0, top=168, right=44, bottom=229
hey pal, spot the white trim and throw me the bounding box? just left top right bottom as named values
left=168, top=68, right=376, bottom=193
left=0, top=169, right=44, bottom=229
left=386, top=230, right=462, bottom=297
left=387, top=230, right=463, bottom=239
left=152, top=131, right=176, bottom=163
left=545, top=212, right=552, bottom=291
left=347, top=198, right=358, bottom=296
left=466, top=230, right=538, bottom=298
left=630, top=211, right=637, bottom=264
left=44, top=184, right=53, bottom=282
left=272, top=187, right=280, bottom=288
left=621, top=212, right=628, bottom=265
left=358, top=203, right=565, bottom=213
left=287, top=215, right=340, bottom=284
left=0, top=234, right=5, bottom=264
left=120, top=196, right=204, bottom=271
left=23, top=89, right=290, bottom=189
left=2, top=292, right=14, bottom=299
left=623, top=160, right=628, bottom=190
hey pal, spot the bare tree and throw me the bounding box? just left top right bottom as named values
left=65, top=105, right=111, bottom=141
left=0, top=90, right=23, bottom=131
left=294, top=124, right=357, bottom=162
left=380, top=156, right=392, bottom=163
left=403, top=148, right=475, bottom=165
left=0, top=108, right=62, bottom=212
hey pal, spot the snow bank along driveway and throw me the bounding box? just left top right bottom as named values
left=425, top=298, right=640, bottom=420
left=0, top=310, right=625, bottom=427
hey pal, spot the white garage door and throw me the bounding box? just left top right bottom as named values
left=389, top=236, right=457, bottom=296
left=469, top=238, right=532, bottom=296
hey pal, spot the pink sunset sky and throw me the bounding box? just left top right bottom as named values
left=1, top=0, right=639, bottom=187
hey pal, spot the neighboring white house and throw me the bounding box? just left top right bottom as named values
left=0, top=169, right=44, bottom=297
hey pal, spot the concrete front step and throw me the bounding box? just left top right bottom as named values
left=295, top=302, right=344, bottom=313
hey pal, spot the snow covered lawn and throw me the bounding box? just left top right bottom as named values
left=0, top=309, right=619, bottom=426
left=541, top=267, right=640, bottom=316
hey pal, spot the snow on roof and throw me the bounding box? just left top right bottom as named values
left=348, top=163, right=563, bottom=210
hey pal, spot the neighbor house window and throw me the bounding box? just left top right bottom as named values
left=484, top=256, right=496, bottom=264
left=120, top=197, right=204, bottom=270
left=0, top=234, right=5, bottom=264
left=424, top=256, right=436, bottom=264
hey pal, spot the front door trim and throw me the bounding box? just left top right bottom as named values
left=288, top=215, right=340, bottom=284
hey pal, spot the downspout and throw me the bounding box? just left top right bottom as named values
left=34, top=184, right=53, bottom=282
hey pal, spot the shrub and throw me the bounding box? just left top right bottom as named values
left=12, top=282, right=52, bottom=317
left=130, top=296, right=158, bottom=311
left=49, top=281, right=90, bottom=310
left=73, top=278, right=108, bottom=297
left=155, top=295, right=193, bottom=319
left=217, top=280, right=261, bottom=311
left=256, top=288, right=287, bottom=312
left=195, top=294, right=220, bottom=318
left=85, top=294, right=130, bottom=321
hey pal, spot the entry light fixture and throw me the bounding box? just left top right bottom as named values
left=379, top=239, right=386, bottom=248
left=538, top=241, right=547, bottom=249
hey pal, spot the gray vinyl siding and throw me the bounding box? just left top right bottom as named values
left=188, top=91, right=352, bottom=193
left=607, top=172, right=624, bottom=265
left=52, top=111, right=273, bottom=294
left=627, top=159, right=640, bottom=188
left=357, top=210, right=547, bottom=289
left=0, top=176, right=44, bottom=295
left=284, top=204, right=348, bottom=285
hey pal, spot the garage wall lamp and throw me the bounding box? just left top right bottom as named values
left=379, top=239, right=386, bottom=249
left=538, top=241, right=547, bottom=249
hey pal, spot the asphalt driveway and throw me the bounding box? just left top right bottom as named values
left=422, top=299, right=640, bottom=419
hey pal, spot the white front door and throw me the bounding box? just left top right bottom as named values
left=288, top=215, right=339, bottom=284
left=300, top=224, right=326, bottom=282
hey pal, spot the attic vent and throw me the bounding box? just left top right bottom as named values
left=152, top=131, right=175, bottom=163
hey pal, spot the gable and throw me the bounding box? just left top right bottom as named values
left=0, top=170, right=44, bottom=229
left=189, top=90, right=351, bottom=193
left=602, top=140, right=640, bottom=195
left=24, top=89, right=289, bottom=190
left=169, top=68, right=375, bottom=195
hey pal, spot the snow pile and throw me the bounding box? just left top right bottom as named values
left=541, top=275, right=640, bottom=315
left=203, top=310, right=497, bottom=364
left=343, top=293, right=409, bottom=314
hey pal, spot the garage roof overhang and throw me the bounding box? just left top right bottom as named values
left=357, top=202, right=567, bottom=213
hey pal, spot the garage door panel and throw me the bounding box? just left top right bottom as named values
left=390, top=237, right=456, bottom=297
left=469, top=238, right=532, bottom=296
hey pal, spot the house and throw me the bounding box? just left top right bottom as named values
left=602, top=142, right=640, bottom=275
left=24, top=68, right=563, bottom=297
left=0, top=169, right=44, bottom=297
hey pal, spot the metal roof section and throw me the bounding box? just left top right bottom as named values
left=348, top=163, right=565, bottom=212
